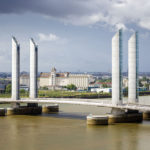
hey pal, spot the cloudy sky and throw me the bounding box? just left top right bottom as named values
left=0, top=0, right=150, bottom=72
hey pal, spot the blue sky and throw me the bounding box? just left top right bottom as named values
left=0, top=0, right=150, bottom=72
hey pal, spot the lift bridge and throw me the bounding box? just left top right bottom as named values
left=1, top=30, right=150, bottom=124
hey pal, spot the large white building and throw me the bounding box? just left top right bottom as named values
left=39, top=67, right=92, bottom=90
left=20, top=74, right=30, bottom=86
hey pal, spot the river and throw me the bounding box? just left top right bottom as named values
left=0, top=96, right=150, bottom=150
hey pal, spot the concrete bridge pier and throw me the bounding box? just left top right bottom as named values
left=30, top=38, right=38, bottom=99
left=42, top=104, right=59, bottom=114
left=108, top=108, right=143, bottom=124
left=6, top=105, right=42, bottom=116
left=11, top=37, right=20, bottom=108
left=86, top=108, right=143, bottom=125
left=112, top=29, right=123, bottom=106
left=29, top=38, right=39, bottom=108
left=87, top=115, right=108, bottom=125
left=128, top=32, right=139, bottom=104
left=0, top=108, right=6, bottom=116
left=8, top=38, right=41, bottom=115
left=143, top=111, right=150, bottom=120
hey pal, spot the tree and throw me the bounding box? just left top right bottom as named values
left=102, top=84, right=108, bottom=88
left=142, top=76, right=147, bottom=81
left=144, top=83, right=149, bottom=90
left=66, top=84, right=77, bottom=90
left=5, top=84, right=11, bottom=93
left=20, top=89, right=26, bottom=94
left=42, top=86, right=48, bottom=90
left=139, top=80, right=143, bottom=87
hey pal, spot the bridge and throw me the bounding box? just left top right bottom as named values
left=1, top=98, right=150, bottom=112
left=1, top=31, right=150, bottom=125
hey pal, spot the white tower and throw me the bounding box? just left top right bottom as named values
left=128, top=32, right=139, bottom=103
left=12, top=37, right=20, bottom=100
left=30, top=38, right=38, bottom=99
left=112, top=29, right=123, bottom=105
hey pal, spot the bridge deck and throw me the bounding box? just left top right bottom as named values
left=0, top=98, right=150, bottom=112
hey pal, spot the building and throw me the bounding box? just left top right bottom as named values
left=91, top=88, right=112, bottom=93
left=0, top=84, right=5, bottom=93
left=0, top=80, right=11, bottom=93
left=39, top=67, right=92, bottom=90
left=20, top=74, right=30, bottom=86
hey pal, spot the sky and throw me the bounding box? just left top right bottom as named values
left=0, top=0, right=150, bottom=72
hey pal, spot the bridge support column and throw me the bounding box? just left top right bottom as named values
left=112, top=29, right=123, bottom=105
left=7, top=108, right=15, bottom=115
left=128, top=32, right=139, bottom=103
left=29, top=38, right=38, bottom=107
left=87, top=115, right=108, bottom=125
left=143, top=111, right=150, bottom=120
left=30, top=38, right=38, bottom=99
left=11, top=37, right=20, bottom=108
left=42, top=104, right=59, bottom=114
left=108, top=108, right=142, bottom=124
left=27, top=103, right=38, bottom=107
left=0, top=108, right=6, bottom=116
left=6, top=105, right=42, bottom=115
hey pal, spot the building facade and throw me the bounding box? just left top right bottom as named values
left=39, top=67, right=92, bottom=90
left=20, top=74, right=30, bottom=86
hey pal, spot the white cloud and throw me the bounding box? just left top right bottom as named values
left=114, top=23, right=127, bottom=31
left=38, top=33, right=59, bottom=42
left=56, top=0, right=150, bottom=30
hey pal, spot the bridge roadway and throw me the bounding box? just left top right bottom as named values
left=0, top=98, right=150, bottom=112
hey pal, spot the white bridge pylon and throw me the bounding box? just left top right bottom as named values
left=11, top=37, right=38, bottom=101
left=112, top=30, right=139, bottom=105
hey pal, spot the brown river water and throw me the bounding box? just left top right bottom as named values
left=0, top=96, right=150, bottom=150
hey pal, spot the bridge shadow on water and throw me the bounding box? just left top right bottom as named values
left=41, top=111, right=87, bottom=120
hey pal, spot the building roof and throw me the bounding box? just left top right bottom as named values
left=40, top=68, right=91, bottom=78
left=40, top=72, right=90, bottom=78
left=20, top=74, right=29, bottom=78
left=40, top=72, right=50, bottom=78
left=40, top=72, right=67, bottom=78
left=56, top=73, right=65, bottom=77
left=95, top=82, right=112, bottom=85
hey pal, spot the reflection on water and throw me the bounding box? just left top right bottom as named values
left=0, top=97, right=150, bottom=150
left=87, top=124, right=140, bottom=150
left=42, top=112, right=86, bottom=120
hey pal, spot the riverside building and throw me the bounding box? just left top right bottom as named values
left=39, top=67, right=92, bottom=90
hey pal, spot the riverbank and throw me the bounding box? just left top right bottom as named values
left=38, top=91, right=111, bottom=99
left=1, top=90, right=150, bottom=99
